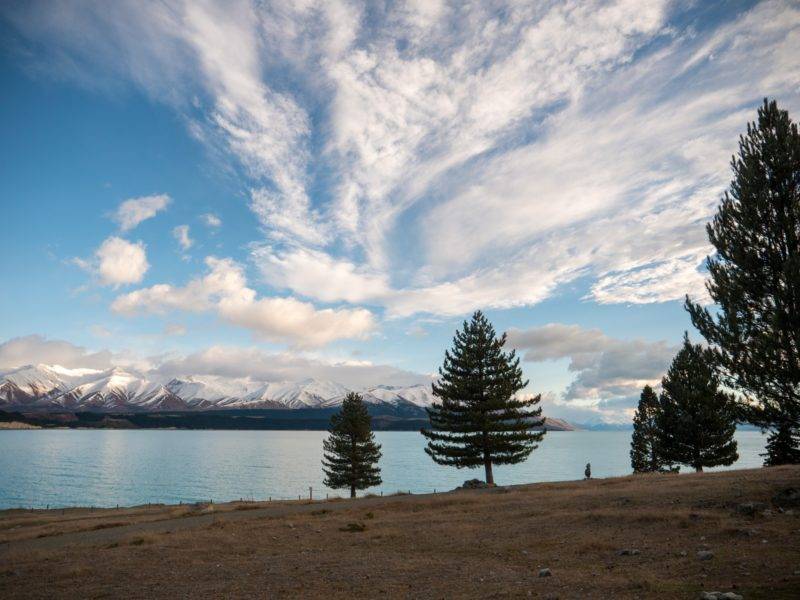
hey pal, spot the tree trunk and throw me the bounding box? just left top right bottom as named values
left=482, top=428, right=494, bottom=485
left=350, top=435, right=357, bottom=498
left=695, top=465, right=703, bottom=473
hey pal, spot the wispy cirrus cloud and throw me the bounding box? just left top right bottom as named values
left=5, top=0, right=800, bottom=326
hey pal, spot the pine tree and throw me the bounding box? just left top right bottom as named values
left=630, top=384, right=670, bottom=473
left=763, top=422, right=800, bottom=466
left=322, top=392, right=382, bottom=498
left=656, top=335, right=738, bottom=472
left=686, top=99, right=800, bottom=465
left=421, top=311, right=545, bottom=485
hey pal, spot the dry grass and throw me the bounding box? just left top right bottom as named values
left=0, top=466, right=798, bottom=599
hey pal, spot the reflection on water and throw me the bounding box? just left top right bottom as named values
left=0, top=429, right=766, bottom=509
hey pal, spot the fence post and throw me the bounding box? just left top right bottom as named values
left=309, top=487, right=313, bottom=501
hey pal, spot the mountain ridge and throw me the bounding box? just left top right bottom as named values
left=0, top=363, right=437, bottom=414
left=0, top=363, right=578, bottom=431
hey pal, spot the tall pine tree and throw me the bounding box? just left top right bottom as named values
left=657, top=335, right=738, bottom=472
left=421, top=311, right=545, bottom=485
left=630, top=385, right=670, bottom=473
left=322, top=393, right=382, bottom=498
left=686, top=99, right=800, bottom=465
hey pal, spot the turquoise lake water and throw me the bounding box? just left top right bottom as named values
left=0, top=429, right=767, bottom=509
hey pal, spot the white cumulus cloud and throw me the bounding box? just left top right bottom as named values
left=112, top=194, right=170, bottom=231
left=93, top=236, right=149, bottom=287
left=112, top=256, right=376, bottom=348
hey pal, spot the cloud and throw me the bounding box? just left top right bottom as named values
left=406, top=324, right=428, bottom=338
left=153, top=345, right=431, bottom=389
left=201, top=213, right=222, bottom=227
left=164, top=323, right=187, bottom=336
left=112, top=194, right=170, bottom=231
left=253, top=245, right=390, bottom=304
left=4, top=1, right=313, bottom=244
left=508, top=323, right=678, bottom=421
left=509, top=324, right=609, bottom=362
left=0, top=335, right=431, bottom=391
left=112, top=256, right=376, bottom=348
left=110, top=257, right=247, bottom=315
left=90, top=325, right=112, bottom=338
left=0, top=335, right=113, bottom=371
left=172, top=224, right=193, bottom=251
left=88, top=236, right=149, bottom=287
left=249, top=1, right=798, bottom=317
left=7, top=1, right=800, bottom=319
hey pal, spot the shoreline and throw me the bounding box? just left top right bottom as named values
left=0, top=462, right=777, bottom=515
left=0, top=408, right=579, bottom=432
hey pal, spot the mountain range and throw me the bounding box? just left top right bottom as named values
left=0, top=363, right=580, bottom=431
left=0, top=364, right=437, bottom=414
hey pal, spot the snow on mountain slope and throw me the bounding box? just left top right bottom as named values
left=166, top=376, right=256, bottom=403
left=0, top=364, right=96, bottom=396
left=0, top=364, right=435, bottom=413
left=0, top=364, right=103, bottom=407
left=243, top=379, right=351, bottom=409
left=366, top=384, right=435, bottom=408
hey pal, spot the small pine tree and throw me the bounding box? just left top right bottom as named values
left=421, top=311, right=545, bottom=485
left=630, top=385, right=669, bottom=472
left=322, top=392, right=382, bottom=498
left=763, top=421, right=800, bottom=466
left=686, top=99, right=800, bottom=465
left=657, top=335, right=738, bottom=472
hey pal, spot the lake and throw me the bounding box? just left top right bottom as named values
left=0, top=429, right=767, bottom=510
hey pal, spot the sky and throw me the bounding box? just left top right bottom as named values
left=1, top=0, right=799, bottom=424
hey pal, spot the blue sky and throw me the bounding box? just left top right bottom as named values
left=1, top=0, right=798, bottom=423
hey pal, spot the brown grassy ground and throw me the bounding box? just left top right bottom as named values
left=1, top=466, right=799, bottom=599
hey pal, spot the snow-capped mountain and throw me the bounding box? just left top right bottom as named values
left=366, top=384, right=435, bottom=408
left=0, top=364, right=435, bottom=414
